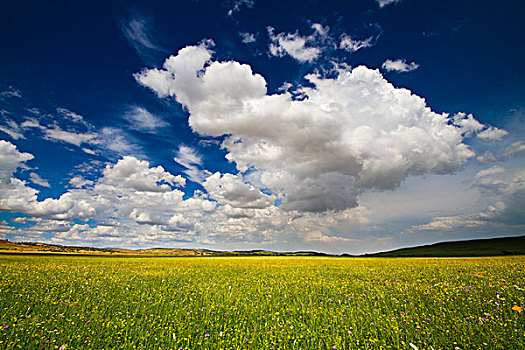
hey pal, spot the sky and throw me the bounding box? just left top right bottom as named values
left=0, top=0, right=524, bottom=254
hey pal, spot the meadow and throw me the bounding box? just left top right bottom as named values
left=0, top=255, right=524, bottom=349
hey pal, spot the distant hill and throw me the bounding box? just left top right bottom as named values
left=1, top=235, right=524, bottom=257
left=367, top=235, right=525, bottom=257
left=0, top=239, right=328, bottom=257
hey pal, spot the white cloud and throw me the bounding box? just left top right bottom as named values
left=99, top=127, right=141, bottom=155
left=410, top=166, right=525, bottom=232
left=123, top=105, right=168, bottom=132
left=0, top=119, right=24, bottom=140
left=174, top=145, right=202, bottom=167
left=340, top=34, right=373, bottom=53
left=20, top=117, right=41, bottom=129
left=43, top=126, right=98, bottom=146
left=0, top=86, right=22, bottom=99
left=57, top=108, right=90, bottom=127
left=227, top=0, right=254, bottom=16
left=134, top=40, right=214, bottom=99
left=409, top=214, right=489, bottom=232
left=0, top=140, right=34, bottom=182
left=135, top=43, right=494, bottom=214
left=203, top=172, right=275, bottom=209
left=268, top=26, right=321, bottom=63
left=477, top=151, right=497, bottom=163
left=474, top=165, right=505, bottom=180
left=452, top=112, right=484, bottom=136
left=451, top=112, right=508, bottom=140
left=477, top=126, right=508, bottom=140
left=377, top=0, right=402, bottom=8
left=382, top=59, right=419, bottom=72
left=504, top=141, right=525, bottom=157
left=17, top=106, right=142, bottom=156
left=0, top=140, right=372, bottom=248
left=305, top=232, right=358, bottom=244
left=69, top=175, right=94, bottom=188
left=240, top=32, right=256, bottom=43
left=0, top=141, right=73, bottom=218
left=119, top=15, right=165, bottom=61
left=174, top=145, right=209, bottom=184
left=267, top=24, right=378, bottom=63
left=29, top=172, right=50, bottom=187
left=101, top=156, right=185, bottom=192
left=20, top=111, right=100, bottom=148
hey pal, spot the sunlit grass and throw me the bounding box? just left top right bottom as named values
left=0, top=255, right=524, bottom=349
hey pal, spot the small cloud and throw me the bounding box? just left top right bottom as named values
left=382, top=59, right=419, bottom=72
left=422, top=31, right=437, bottom=37
left=339, top=34, right=373, bottom=53
left=175, top=145, right=202, bottom=167
left=240, top=32, right=256, bottom=44
left=474, top=165, right=505, bottom=180
left=174, top=145, right=207, bottom=184
left=0, top=86, right=22, bottom=99
left=43, top=126, right=98, bottom=146
left=503, top=141, right=525, bottom=158
left=20, top=109, right=99, bottom=147
left=306, top=232, right=358, bottom=244
left=227, top=0, right=254, bottom=16
left=69, top=175, right=94, bottom=188
left=267, top=26, right=322, bottom=63
left=119, top=15, right=165, bottom=62
left=57, top=108, right=89, bottom=127
left=0, top=119, right=24, bottom=140
left=477, top=151, right=497, bottom=163
left=452, top=112, right=484, bottom=136
left=377, top=0, right=402, bottom=8
left=477, top=126, right=508, bottom=141
left=123, top=105, right=168, bottom=133
left=29, top=172, right=50, bottom=187
left=99, top=127, right=141, bottom=155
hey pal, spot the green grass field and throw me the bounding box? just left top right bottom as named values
left=0, top=255, right=524, bottom=349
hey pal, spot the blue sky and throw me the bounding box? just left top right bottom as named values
left=0, top=0, right=523, bottom=253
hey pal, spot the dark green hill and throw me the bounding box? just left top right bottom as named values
left=368, top=235, right=525, bottom=257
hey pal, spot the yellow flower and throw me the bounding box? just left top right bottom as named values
left=512, top=305, right=523, bottom=313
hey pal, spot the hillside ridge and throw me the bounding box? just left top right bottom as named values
left=0, top=235, right=524, bottom=257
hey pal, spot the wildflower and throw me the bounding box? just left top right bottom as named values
left=58, top=345, right=68, bottom=350
left=512, top=305, right=522, bottom=313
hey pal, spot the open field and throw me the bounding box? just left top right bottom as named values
left=0, top=256, right=524, bottom=349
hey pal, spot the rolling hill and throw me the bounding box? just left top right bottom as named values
left=367, top=235, right=525, bottom=257
left=0, top=235, right=524, bottom=257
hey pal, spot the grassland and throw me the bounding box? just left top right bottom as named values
left=0, top=255, right=524, bottom=349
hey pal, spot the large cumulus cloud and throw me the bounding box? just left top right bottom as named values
left=135, top=42, right=494, bottom=212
